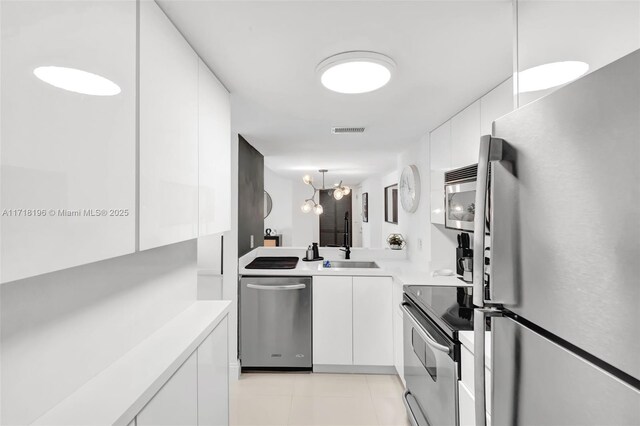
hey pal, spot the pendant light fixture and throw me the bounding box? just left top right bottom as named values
left=301, top=170, right=350, bottom=215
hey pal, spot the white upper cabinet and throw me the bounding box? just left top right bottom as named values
left=352, top=276, right=394, bottom=366
left=0, top=0, right=136, bottom=283
left=139, top=0, right=199, bottom=251
left=480, top=78, right=514, bottom=136
left=198, top=59, right=231, bottom=236
left=451, top=100, right=481, bottom=169
left=429, top=121, right=450, bottom=225
left=429, top=121, right=451, bottom=171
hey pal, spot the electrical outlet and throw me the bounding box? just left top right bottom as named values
left=418, top=238, right=423, bottom=251
left=250, top=235, right=254, bottom=249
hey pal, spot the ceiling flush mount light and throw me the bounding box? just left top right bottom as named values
left=301, top=169, right=349, bottom=215
left=317, top=51, right=395, bottom=94
left=518, top=61, right=589, bottom=93
left=33, top=66, right=121, bottom=96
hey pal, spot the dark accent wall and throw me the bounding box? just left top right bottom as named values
left=319, top=190, right=352, bottom=247
left=238, top=135, right=264, bottom=257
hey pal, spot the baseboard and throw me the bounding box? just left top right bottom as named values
left=229, top=360, right=241, bottom=381
left=312, top=364, right=397, bottom=374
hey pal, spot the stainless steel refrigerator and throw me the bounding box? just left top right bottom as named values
left=472, top=49, right=640, bottom=425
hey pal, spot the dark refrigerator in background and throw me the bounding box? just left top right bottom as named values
left=473, top=49, right=640, bottom=425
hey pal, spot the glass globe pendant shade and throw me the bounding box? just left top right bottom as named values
left=303, top=174, right=313, bottom=185
left=301, top=200, right=313, bottom=213
left=313, top=204, right=324, bottom=215
left=342, top=186, right=351, bottom=195
left=333, top=189, right=344, bottom=200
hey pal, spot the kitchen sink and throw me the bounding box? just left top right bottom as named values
left=324, top=261, right=379, bottom=269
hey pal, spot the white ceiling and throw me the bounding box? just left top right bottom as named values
left=158, top=0, right=513, bottom=185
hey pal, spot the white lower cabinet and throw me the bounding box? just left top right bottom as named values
left=197, top=317, right=229, bottom=426
left=312, top=276, right=393, bottom=367
left=137, top=353, right=198, bottom=426
left=313, top=276, right=353, bottom=365
left=392, top=278, right=405, bottom=383
left=134, top=317, right=229, bottom=426
left=353, top=277, right=393, bottom=366
left=458, top=335, right=492, bottom=426
left=458, top=381, right=475, bottom=426
left=393, top=311, right=404, bottom=384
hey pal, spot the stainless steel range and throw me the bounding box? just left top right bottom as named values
left=401, top=285, right=474, bottom=426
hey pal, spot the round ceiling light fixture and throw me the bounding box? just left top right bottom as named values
left=33, top=66, right=121, bottom=96
left=317, top=51, right=395, bottom=94
left=518, top=61, right=589, bottom=93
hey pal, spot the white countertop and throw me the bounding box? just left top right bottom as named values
left=32, top=301, right=231, bottom=426
left=459, top=330, right=492, bottom=368
left=239, top=247, right=470, bottom=287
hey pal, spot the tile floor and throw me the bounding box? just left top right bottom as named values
left=230, top=373, right=410, bottom=426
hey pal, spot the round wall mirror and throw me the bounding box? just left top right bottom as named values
left=264, top=191, right=273, bottom=218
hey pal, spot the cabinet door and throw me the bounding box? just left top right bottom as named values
left=353, top=276, right=393, bottom=366
left=198, top=59, right=231, bottom=236
left=451, top=100, right=481, bottom=169
left=393, top=311, right=405, bottom=384
left=139, top=0, right=199, bottom=250
left=430, top=170, right=445, bottom=225
left=0, top=0, right=136, bottom=283
left=458, top=381, right=475, bottom=426
left=312, top=276, right=353, bottom=365
left=480, top=78, right=514, bottom=135
left=429, top=121, right=451, bottom=171
left=197, top=317, right=229, bottom=426
left=137, top=352, right=198, bottom=426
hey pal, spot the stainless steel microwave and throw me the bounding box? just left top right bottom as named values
left=444, top=164, right=478, bottom=232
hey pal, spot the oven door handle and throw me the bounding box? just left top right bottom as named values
left=400, top=303, right=450, bottom=354
left=402, top=390, right=429, bottom=426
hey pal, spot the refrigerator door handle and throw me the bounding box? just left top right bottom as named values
left=474, top=308, right=502, bottom=426
left=473, top=135, right=504, bottom=307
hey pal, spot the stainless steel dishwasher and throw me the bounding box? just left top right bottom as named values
left=240, top=276, right=312, bottom=370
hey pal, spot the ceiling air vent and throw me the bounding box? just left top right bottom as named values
left=331, top=127, right=365, bottom=134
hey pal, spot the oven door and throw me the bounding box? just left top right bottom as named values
left=402, top=300, right=458, bottom=426
left=445, top=180, right=476, bottom=231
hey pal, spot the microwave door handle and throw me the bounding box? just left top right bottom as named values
left=473, top=135, right=503, bottom=307
left=474, top=308, right=503, bottom=426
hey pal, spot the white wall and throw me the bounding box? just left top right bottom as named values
left=264, top=167, right=293, bottom=246
left=397, top=134, right=431, bottom=263
left=1, top=241, right=197, bottom=425
left=351, top=186, right=363, bottom=247
left=224, top=112, right=241, bottom=378
left=360, top=175, right=382, bottom=248
left=380, top=170, right=400, bottom=248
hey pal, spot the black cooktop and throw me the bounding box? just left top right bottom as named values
left=404, top=285, right=474, bottom=340
left=245, top=256, right=299, bottom=269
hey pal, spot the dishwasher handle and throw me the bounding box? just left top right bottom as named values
left=246, top=283, right=306, bottom=291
